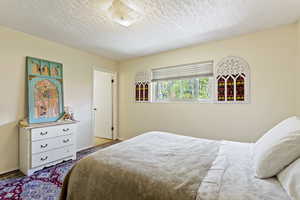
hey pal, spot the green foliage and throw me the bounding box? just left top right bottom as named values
left=155, top=77, right=210, bottom=101
left=157, top=81, right=169, bottom=100
left=199, top=78, right=209, bottom=99
left=170, top=80, right=181, bottom=99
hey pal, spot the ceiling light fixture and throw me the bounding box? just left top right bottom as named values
left=99, top=0, right=142, bottom=27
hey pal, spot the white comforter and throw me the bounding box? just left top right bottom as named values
left=198, top=140, right=290, bottom=200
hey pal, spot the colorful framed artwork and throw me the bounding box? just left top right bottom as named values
left=26, top=57, right=64, bottom=124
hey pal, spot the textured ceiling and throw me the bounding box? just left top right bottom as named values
left=0, top=0, right=300, bottom=60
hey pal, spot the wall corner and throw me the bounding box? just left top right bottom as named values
left=296, top=20, right=300, bottom=115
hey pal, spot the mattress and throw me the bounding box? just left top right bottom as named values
left=60, top=132, right=290, bottom=200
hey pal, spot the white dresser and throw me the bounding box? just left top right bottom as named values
left=19, top=121, right=78, bottom=175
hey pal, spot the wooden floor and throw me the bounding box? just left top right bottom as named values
left=94, top=137, right=113, bottom=146
left=0, top=170, right=23, bottom=181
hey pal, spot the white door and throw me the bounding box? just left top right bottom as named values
left=93, top=70, right=113, bottom=139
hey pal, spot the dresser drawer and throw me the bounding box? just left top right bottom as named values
left=31, top=124, right=75, bottom=141
left=31, top=135, right=74, bottom=154
left=31, top=145, right=75, bottom=168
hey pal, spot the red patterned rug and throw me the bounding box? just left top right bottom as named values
left=0, top=142, right=116, bottom=200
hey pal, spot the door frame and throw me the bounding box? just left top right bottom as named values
left=91, top=67, right=118, bottom=142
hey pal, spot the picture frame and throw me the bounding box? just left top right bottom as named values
left=26, top=57, right=64, bottom=124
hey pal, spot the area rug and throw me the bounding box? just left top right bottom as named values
left=0, top=142, right=117, bottom=200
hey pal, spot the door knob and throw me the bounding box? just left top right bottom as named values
left=93, top=108, right=97, bottom=111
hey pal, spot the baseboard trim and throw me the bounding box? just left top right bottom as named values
left=0, top=168, right=19, bottom=176
left=76, top=140, right=119, bottom=152
left=76, top=145, right=94, bottom=152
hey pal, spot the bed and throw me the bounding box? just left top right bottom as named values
left=60, top=131, right=291, bottom=200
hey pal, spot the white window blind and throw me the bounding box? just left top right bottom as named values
left=151, top=61, right=213, bottom=82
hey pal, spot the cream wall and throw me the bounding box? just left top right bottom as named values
left=119, top=24, right=298, bottom=143
left=297, top=21, right=300, bottom=115
left=0, top=26, right=117, bottom=173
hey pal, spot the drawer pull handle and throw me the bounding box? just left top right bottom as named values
left=40, top=156, right=48, bottom=161
left=63, top=139, right=70, bottom=143
left=62, top=128, right=70, bottom=132
left=40, top=131, right=48, bottom=136
left=40, top=144, right=48, bottom=148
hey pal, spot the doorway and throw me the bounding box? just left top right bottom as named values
left=92, top=69, right=117, bottom=146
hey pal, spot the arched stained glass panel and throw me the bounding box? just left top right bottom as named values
left=227, top=76, right=234, bottom=101
left=144, top=83, right=149, bottom=101
left=236, top=75, right=245, bottom=101
left=140, top=83, right=144, bottom=101
left=215, top=56, right=250, bottom=103
left=135, top=82, right=150, bottom=102
left=135, top=70, right=151, bottom=102
left=135, top=83, right=140, bottom=101
left=218, top=77, right=225, bottom=101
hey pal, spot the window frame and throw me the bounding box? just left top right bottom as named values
left=151, top=76, right=214, bottom=103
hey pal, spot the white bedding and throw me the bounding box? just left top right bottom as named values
left=199, top=141, right=291, bottom=200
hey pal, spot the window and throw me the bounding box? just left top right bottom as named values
left=151, top=61, right=213, bottom=102
left=135, top=82, right=149, bottom=102
left=153, top=77, right=212, bottom=102
left=215, top=56, right=250, bottom=103
left=135, top=71, right=151, bottom=102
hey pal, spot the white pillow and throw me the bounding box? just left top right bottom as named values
left=277, top=158, right=300, bottom=200
left=254, top=116, right=300, bottom=178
